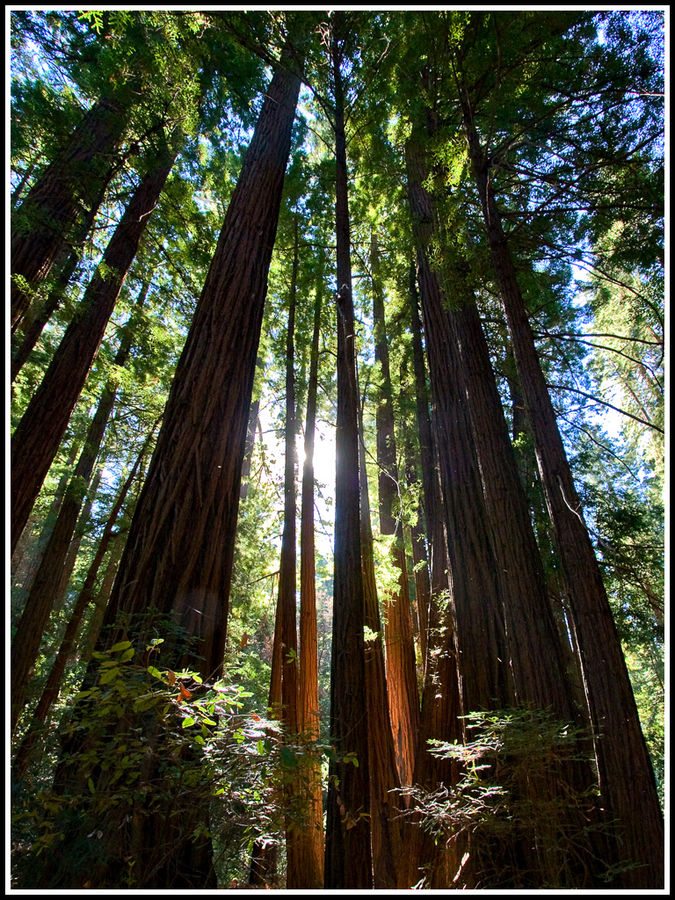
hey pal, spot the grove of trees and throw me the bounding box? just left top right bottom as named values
left=9, top=9, right=665, bottom=891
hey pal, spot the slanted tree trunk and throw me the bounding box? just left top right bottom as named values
left=95, top=56, right=301, bottom=685
left=324, top=12, right=372, bottom=888
left=11, top=139, right=177, bottom=554
left=459, top=91, right=664, bottom=888
left=11, top=94, right=128, bottom=331
left=371, top=234, right=420, bottom=792
left=11, top=438, right=81, bottom=621
left=296, top=283, right=325, bottom=888
left=12, top=434, right=151, bottom=779
left=49, top=50, right=302, bottom=890
left=407, top=137, right=514, bottom=715
left=11, top=180, right=112, bottom=383
left=11, top=287, right=146, bottom=732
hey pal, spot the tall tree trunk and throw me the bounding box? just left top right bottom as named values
left=11, top=288, right=146, bottom=732
left=324, top=13, right=372, bottom=888
left=296, top=284, right=325, bottom=887
left=11, top=141, right=177, bottom=554
left=11, top=438, right=80, bottom=621
left=11, top=180, right=111, bottom=383
left=407, top=126, right=605, bottom=886
left=12, top=435, right=151, bottom=779
left=95, top=57, right=301, bottom=685
left=49, top=51, right=302, bottom=889
left=370, top=235, right=420, bottom=790
left=11, top=94, right=127, bottom=330
left=407, top=138, right=514, bottom=715
left=357, top=388, right=404, bottom=889
left=459, top=92, right=664, bottom=888
left=278, top=217, right=302, bottom=887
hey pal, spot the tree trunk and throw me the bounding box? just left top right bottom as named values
left=407, top=138, right=514, bottom=715
left=95, top=58, right=300, bottom=686
left=324, top=13, right=372, bottom=888
left=460, top=95, right=664, bottom=888
left=11, top=141, right=177, bottom=554
left=370, top=235, right=420, bottom=790
left=11, top=289, right=145, bottom=732
left=296, top=282, right=325, bottom=888
left=278, top=217, right=302, bottom=887
left=11, top=95, right=127, bottom=331
left=48, top=52, right=302, bottom=890
left=11, top=180, right=110, bottom=383
left=357, top=387, right=404, bottom=889
left=12, top=436, right=150, bottom=779
left=11, top=438, right=80, bottom=622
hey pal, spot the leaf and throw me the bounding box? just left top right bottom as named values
left=166, top=669, right=177, bottom=685
left=119, top=648, right=135, bottom=662
left=177, top=683, right=192, bottom=702
left=110, top=641, right=132, bottom=653
left=87, top=778, right=95, bottom=794
left=280, top=745, right=298, bottom=768
left=182, top=716, right=195, bottom=729
left=147, top=665, right=163, bottom=680
left=99, top=667, right=120, bottom=685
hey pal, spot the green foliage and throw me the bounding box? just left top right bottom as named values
left=402, top=708, right=618, bottom=888
left=11, top=635, right=292, bottom=888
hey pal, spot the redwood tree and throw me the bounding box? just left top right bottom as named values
left=11, top=136, right=178, bottom=553
left=324, top=11, right=372, bottom=888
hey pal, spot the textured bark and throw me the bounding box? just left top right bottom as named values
left=296, top=284, right=325, bottom=887
left=11, top=438, right=80, bottom=620
left=11, top=142, right=177, bottom=554
left=11, top=291, right=145, bottom=732
left=11, top=96, right=127, bottom=330
left=11, top=182, right=109, bottom=383
left=461, top=96, right=664, bottom=888
left=324, top=14, right=372, bottom=887
left=12, top=438, right=149, bottom=779
left=48, top=57, right=301, bottom=890
left=358, top=395, right=404, bottom=889
left=371, top=236, right=420, bottom=790
left=407, top=139, right=514, bottom=715
left=84, top=59, right=301, bottom=687
left=278, top=219, right=302, bottom=887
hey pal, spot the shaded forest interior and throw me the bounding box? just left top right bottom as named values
left=9, top=9, right=665, bottom=891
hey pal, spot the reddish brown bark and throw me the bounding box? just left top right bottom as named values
left=12, top=435, right=150, bottom=778
left=357, top=395, right=405, bottom=888
left=11, top=290, right=145, bottom=731
left=11, top=96, right=126, bottom=330
left=371, top=235, right=420, bottom=790
left=324, top=13, right=372, bottom=887
left=297, top=283, right=325, bottom=887
left=460, top=92, right=664, bottom=888
left=11, top=140, right=177, bottom=554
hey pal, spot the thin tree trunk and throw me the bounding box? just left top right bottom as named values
left=12, top=436, right=151, bottom=778
left=296, top=283, right=325, bottom=888
left=324, top=13, right=372, bottom=888
left=278, top=217, right=302, bottom=887
left=11, top=141, right=177, bottom=554
left=11, top=95, right=127, bottom=330
left=11, top=288, right=146, bottom=732
left=460, top=94, right=664, bottom=888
